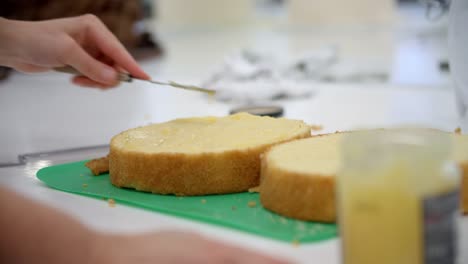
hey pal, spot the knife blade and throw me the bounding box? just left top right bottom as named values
left=54, top=66, right=216, bottom=95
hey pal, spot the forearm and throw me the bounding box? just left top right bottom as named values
left=0, top=186, right=96, bottom=264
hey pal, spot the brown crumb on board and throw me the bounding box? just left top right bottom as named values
left=201, top=199, right=207, bottom=204
left=292, top=239, right=300, bottom=247
left=82, top=183, right=88, bottom=188
left=108, top=198, right=116, bottom=208
left=248, top=186, right=260, bottom=193
left=231, top=206, right=237, bottom=211
left=455, top=127, right=462, bottom=134
left=85, top=155, right=109, bottom=176
left=247, top=201, right=257, bottom=208
left=310, top=125, right=323, bottom=131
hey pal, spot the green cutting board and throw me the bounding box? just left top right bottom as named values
left=37, top=161, right=337, bottom=243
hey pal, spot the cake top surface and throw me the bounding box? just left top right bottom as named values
left=266, top=131, right=468, bottom=177
left=111, top=113, right=310, bottom=153
left=266, top=133, right=343, bottom=177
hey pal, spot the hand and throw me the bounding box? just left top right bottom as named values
left=90, top=231, right=290, bottom=264
left=0, top=15, right=149, bottom=89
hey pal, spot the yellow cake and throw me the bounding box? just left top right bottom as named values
left=260, top=133, right=340, bottom=222
left=259, top=131, right=468, bottom=222
left=109, top=113, right=311, bottom=195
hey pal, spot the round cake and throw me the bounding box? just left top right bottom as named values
left=109, top=113, right=311, bottom=195
left=260, top=133, right=340, bottom=222
left=260, top=131, right=468, bottom=222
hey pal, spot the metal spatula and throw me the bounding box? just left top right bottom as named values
left=54, top=66, right=216, bottom=95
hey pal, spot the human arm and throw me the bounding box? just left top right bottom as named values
left=0, top=186, right=289, bottom=264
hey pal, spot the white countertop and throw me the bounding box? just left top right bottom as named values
left=1, top=12, right=467, bottom=262
left=0, top=82, right=467, bottom=263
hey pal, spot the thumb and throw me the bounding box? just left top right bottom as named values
left=61, top=38, right=117, bottom=85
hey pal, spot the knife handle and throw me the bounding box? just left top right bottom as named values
left=54, top=66, right=132, bottom=82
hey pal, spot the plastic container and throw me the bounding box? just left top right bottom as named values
left=449, top=0, right=468, bottom=130
left=337, top=129, right=460, bottom=264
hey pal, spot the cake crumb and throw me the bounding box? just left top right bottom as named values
left=455, top=127, right=462, bottom=134
left=296, top=222, right=306, bottom=231
left=248, top=186, right=260, bottom=193
left=279, top=217, right=288, bottom=225
left=268, top=214, right=277, bottom=223
left=108, top=198, right=116, bottom=208
left=310, top=125, right=323, bottom=131
left=292, top=239, right=300, bottom=247
left=247, top=201, right=257, bottom=208
left=82, top=183, right=88, bottom=188
left=314, top=225, right=324, bottom=231
left=231, top=206, right=237, bottom=211
left=85, top=155, right=109, bottom=176
left=201, top=199, right=207, bottom=204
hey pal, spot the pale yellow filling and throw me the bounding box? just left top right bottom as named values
left=112, top=113, right=309, bottom=153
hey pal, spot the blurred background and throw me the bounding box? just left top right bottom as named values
left=0, top=0, right=457, bottom=165
left=0, top=0, right=451, bottom=85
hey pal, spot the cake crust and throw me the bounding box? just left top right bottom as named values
left=110, top=143, right=304, bottom=195
left=260, top=159, right=335, bottom=222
